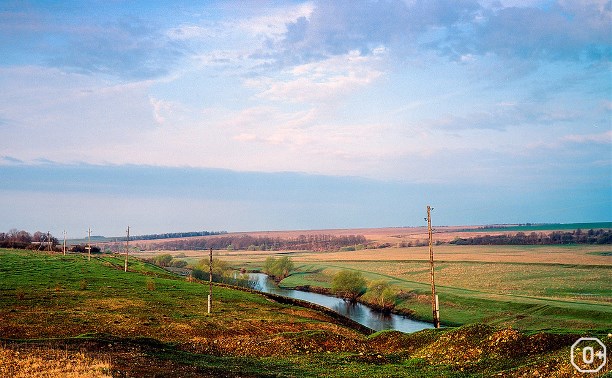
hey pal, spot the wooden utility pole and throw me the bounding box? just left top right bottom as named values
left=208, top=247, right=213, bottom=314
left=125, top=226, right=130, bottom=272
left=427, top=205, right=440, bottom=328
left=47, top=231, right=51, bottom=252
left=63, top=230, right=66, bottom=256
left=87, top=228, right=91, bottom=261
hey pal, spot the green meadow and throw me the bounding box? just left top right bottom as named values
left=1, top=248, right=610, bottom=377
left=221, top=243, right=612, bottom=332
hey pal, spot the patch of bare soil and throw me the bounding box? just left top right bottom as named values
left=3, top=325, right=602, bottom=377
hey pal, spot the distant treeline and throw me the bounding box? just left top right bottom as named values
left=450, top=229, right=612, bottom=245
left=462, top=222, right=612, bottom=232
left=0, top=229, right=59, bottom=249
left=134, top=234, right=367, bottom=252
left=122, top=230, right=227, bottom=242
left=0, top=229, right=107, bottom=253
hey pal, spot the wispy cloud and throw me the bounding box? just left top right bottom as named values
left=274, top=0, right=610, bottom=70
left=246, top=49, right=384, bottom=103
left=52, top=18, right=186, bottom=79
left=424, top=101, right=579, bottom=130
left=562, top=130, right=612, bottom=145
left=459, top=2, right=611, bottom=61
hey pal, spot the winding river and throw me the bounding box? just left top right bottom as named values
left=250, top=273, right=433, bottom=333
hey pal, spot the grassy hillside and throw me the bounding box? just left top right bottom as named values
left=0, top=248, right=610, bottom=377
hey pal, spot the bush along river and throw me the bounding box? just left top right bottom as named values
left=250, top=273, right=433, bottom=333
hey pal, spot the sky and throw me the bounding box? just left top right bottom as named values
left=0, top=0, right=610, bottom=237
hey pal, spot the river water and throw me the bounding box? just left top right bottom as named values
left=250, top=273, right=433, bottom=333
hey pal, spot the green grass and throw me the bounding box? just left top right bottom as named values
left=278, top=265, right=334, bottom=289
left=589, top=251, right=612, bottom=256
left=0, top=249, right=332, bottom=341
left=278, top=260, right=612, bottom=332
left=2, top=248, right=611, bottom=377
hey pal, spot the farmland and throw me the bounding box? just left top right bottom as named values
left=1, top=247, right=610, bottom=376
left=1, top=223, right=611, bottom=376
left=140, top=225, right=612, bottom=332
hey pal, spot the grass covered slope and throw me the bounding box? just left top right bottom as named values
left=1, top=248, right=610, bottom=377
left=0, top=249, right=359, bottom=344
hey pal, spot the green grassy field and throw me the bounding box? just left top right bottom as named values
left=1, top=248, right=610, bottom=377
left=217, top=243, right=612, bottom=332
left=274, top=260, right=612, bottom=331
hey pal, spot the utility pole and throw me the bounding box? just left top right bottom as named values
left=47, top=231, right=51, bottom=252
left=208, top=247, right=213, bottom=314
left=427, top=205, right=440, bottom=328
left=125, top=226, right=130, bottom=272
left=63, top=230, right=66, bottom=256
left=87, top=228, right=91, bottom=261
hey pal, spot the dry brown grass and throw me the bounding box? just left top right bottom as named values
left=208, top=244, right=612, bottom=266
left=0, top=345, right=111, bottom=378
left=135, top=225, right=611, bottom=266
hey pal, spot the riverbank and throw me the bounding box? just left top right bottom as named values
left=251, top=273, right=433, bottom=333
left=288, top=283, right=435, bottom=326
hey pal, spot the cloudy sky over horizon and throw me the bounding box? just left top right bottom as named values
left=1, top=0, right=610, bottom=237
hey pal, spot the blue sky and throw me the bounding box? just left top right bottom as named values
left=0, top=0, right=610, bottom=237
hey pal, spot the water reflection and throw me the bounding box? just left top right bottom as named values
left=250, top=273, right=432, bottom=333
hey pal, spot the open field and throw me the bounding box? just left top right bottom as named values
left=166, top=240, right=612, bottom=331
left=1, top=248, right=610, bottom=376
left=207, top=244, right=612, bottom=265
left=131, top=225, right=612, bottom=331
left=124, top=222, right=612, bottom=252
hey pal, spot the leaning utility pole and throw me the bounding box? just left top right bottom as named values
left=208, top=247, right=213, bottom=314
left=87, top=228, right=91, bottom=261
left=124, top=226, right=130, bottom=272
left=427, top=205, right=440, bottom=328
left=63, top=230, right=66, bottom=256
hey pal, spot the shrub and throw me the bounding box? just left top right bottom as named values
left=191, top=258, right=232, bottom=283
left=263, top=256, right=294, bottom=280
left=367, top=280, right=396, bottom=311
left=171, top=259, right=188, bottom=268
left=332, top=270, right=366, bottom=301
left=153, top=254, right=173, bottom=267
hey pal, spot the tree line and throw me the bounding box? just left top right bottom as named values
left=0, top=229, right=59, bottom=249
left=133, top=234, right=367, bottom=252
left=450, top=229, right=612, bottom=245
left=119, top=230, right=227, bottom=242
left=0, top=229, right=105, bottom=253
